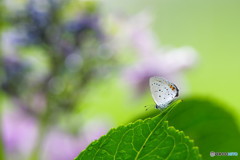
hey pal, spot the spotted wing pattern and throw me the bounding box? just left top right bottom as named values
left=149, top=76, right=179, bottom=109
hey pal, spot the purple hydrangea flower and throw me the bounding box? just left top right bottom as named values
left=41, top=129, right=85, bottom=160
left=111, top=12, right=198, bottom=92
left=41, top=118, right=110, bottom=160
left=2, top=109, right=39, bottom=158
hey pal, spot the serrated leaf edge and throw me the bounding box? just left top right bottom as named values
left=76, top=101, right=201, bottom=160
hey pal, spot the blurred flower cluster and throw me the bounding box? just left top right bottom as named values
left=0, top=0, right=113, bottom=159
left=106, top=13, right=198, bottom=93
left=0, top=1, right=198, bottom=160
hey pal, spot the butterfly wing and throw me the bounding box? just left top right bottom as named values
left=149, top=76, right=179, bottom=108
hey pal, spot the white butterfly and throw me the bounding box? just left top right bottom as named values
left=149, top=76, right=179, bottom=109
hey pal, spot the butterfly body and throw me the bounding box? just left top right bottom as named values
left=149, top=76, right=179, bottom=109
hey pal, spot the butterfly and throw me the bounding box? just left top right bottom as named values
left=149, top=76, right=179, bottom=110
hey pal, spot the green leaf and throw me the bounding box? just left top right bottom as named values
left=75, top=101, right=201, bottom=160
left=166, top=98, right=240, bottom=160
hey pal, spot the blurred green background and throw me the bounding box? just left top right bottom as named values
left=101, top=0, right=240, bottom=123
left=0, top=0, right=240, bottom=160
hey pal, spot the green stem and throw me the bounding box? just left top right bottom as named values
left=0, top=120, right=5, bottom=160
left=0, top=96, right=5, bottom=160
left=27, top=112, right=50, bottom=160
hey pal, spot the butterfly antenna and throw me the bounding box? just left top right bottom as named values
left=144, top=105, right=153, bottom=111
left=144, top=105, right=148, bottom=111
